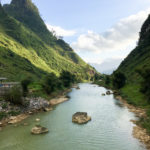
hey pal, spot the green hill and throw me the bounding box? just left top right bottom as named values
left=0, top=0, right=95, bottom=81
left=116, top=14, right=150, bottom=106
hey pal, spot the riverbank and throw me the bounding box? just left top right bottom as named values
left=115, top=96, right=150, bottom=149
left=0, top=87, right=73, bottom=128
left=94, top=80, right=150, bottom=149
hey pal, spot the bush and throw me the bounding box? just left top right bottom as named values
left=0, top=112, right=7, bottom=120
left=21, top=78, right=32, bottom=97
left=42, top=73, right=59, bottom=94
left=112, top=72, right=126, bottom=89
left=105, top=75, right=110, bottom=85
left=8, top=111, right=20, bottom=116
left=138, top=68, right=150, bottom=101
left=60, top=71, right=76, bottom=87
left=4, top=86, right=23, bottom=105
left=94, top=73, right=101, bottom=81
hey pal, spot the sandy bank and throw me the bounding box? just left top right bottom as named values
left=50, top=96, right=69, bottom=105
left=0, top=87, right=73, bottom=128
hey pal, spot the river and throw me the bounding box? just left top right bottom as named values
left=0, top=83, right=146, bottom=150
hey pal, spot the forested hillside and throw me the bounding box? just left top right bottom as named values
left=0, top=0, right=95, bottom=81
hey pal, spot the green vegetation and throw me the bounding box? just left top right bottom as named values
left=42, top=73, right=61, bottom=95
left=60, top=71, right=76, bottom=87
left=138, top=68, right=150, bottom=102
left=0, top=112, right=7, bottom=120
left=0, top=1, right=95, bottom=81
left=0, top=0, right=96, bottom=121
left=112, top=72, right=126, bottom=89
left=105, top=75, right=110, bottom=85
left=21, top=78, right=32, bottom=96
left=42, top=71, right=77, bottom=95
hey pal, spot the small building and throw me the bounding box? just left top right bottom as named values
left=0, top=77, right=20, bottom=88
left=0, top=78, right=7, bottom=87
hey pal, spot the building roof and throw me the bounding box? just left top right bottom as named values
left=0, top=78, right=7, bottom=80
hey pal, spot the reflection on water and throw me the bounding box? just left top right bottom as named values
left=0, top=83, right=146, bottom=150
left=114, top=99, right=124, bottom=108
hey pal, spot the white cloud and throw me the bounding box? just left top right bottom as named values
left=46, top=24, right=76, bottom=37
left=72, top=8, right=150, bottom=53
left=91, top=58, right=123, bottom=74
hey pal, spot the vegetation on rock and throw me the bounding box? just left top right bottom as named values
left=0, top=0, right=95, bottom=81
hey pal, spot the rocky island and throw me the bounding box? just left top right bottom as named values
left=72, top=112, right=91, bottom=124
left=31, top=125, right=49, bottom=135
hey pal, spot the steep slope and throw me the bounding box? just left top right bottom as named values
left=117, top=14, right=150, bottom=82
left=3, top=0, right=86, bottom=65
left=0, top=1, right=94, bottom=81
left=115, top=14, right=150, bottom=106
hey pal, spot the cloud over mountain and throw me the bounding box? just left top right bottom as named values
left=72, top=8, right=150, bottom=53
left=47, top=24, right=76, bottom=37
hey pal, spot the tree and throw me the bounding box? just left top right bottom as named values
left=94, top=73, right=101, bottom=81
left=42, top=73, right=59, bottom=94
left=105, top=75, right=110, bottom=85
left=112, top=72, right=126, bottom=89
left=138, top=68, right=150, bottom=101
left=21, top=78, right=32, bottom=97
left=60, top=71, right=76, bottom=87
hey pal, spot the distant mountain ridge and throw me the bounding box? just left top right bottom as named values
left=0, top=0, right=95, bottom=81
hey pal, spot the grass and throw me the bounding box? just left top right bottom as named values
left=0, top=112, right=7, bottom=120
left=0, top=3, right=95, bottom=81
left=120, top=84, right=148, bottom=107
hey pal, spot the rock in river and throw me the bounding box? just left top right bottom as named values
left=106, top=91, right=111, bottom=95
left=102, top=93, right=105, bottom=96
left=31, top=125, right=49, bottom=135
left=72, top=112, right=91, bottom=124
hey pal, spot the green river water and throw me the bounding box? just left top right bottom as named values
left=0, top=83, right=146, bottom=150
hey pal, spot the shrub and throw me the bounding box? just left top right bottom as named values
left=8, top=111, right=20, bottom=116
left=4, top=86, right=23, bottom=105
left=60, top=71, right=76, bottom=87
left=138, top=68, right=150, bottom=101
left=2, top=103, right=7, bottom=109
left=42, top=73, right=59, bottom=94
left=105, top=75, right=110, bottom=85
left=21, top=78, right=32, bottom=97
left=112, top=72, right=126, bottom=89
left=0, top=112, right=7, bottom=120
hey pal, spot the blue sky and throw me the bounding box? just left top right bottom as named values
left=2, top=0, right=150, bottom=73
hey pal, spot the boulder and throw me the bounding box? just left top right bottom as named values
left=31, top=125, right=48, bottom=135
left=72, top=112, right=91, bottom=124
left=76, top=86, right=80, bottom=90
left=102, top=93, right=105, bottom=96
left=0, top=122, right=3, bottom=127
left=106, top=91, right=111, bottom=95
left=35, top=118, right=40, bottom=122
left=43, top=107, right=53, bottom=112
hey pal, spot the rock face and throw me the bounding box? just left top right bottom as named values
left=28, top=97, right=50, bottom=110
left=31, top=125, right=48, bottom=135
left=72, top=112, right=91, bottom=124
